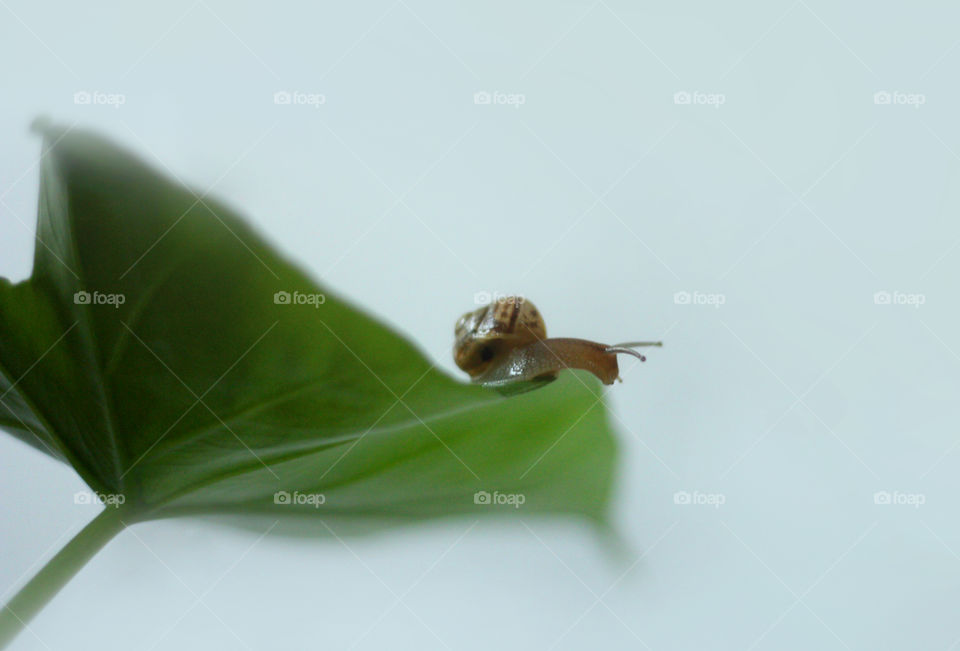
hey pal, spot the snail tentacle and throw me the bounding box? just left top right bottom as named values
left=605, top=341, right=663, bottom=363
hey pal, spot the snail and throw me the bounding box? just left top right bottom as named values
left=454, top=296, right=661, bottom=391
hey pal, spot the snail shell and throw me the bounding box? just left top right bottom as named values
left=454, top=296, right=660, bottom=388
left=454, top=298, right=546, bottom=377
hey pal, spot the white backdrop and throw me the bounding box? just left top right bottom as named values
left=2, top=1, right=960, bottom=649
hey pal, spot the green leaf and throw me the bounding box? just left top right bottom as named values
left=0, top=124, right=618, bottom=526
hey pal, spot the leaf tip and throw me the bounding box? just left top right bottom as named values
left=29, top=115, right=54, bottom=137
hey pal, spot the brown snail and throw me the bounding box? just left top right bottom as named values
left=454, top=296, right=661, bottom=390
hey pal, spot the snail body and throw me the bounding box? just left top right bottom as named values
left=454, top=297, right=660, bottom=388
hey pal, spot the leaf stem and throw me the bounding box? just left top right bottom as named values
left=0, top=506, right=130, bottom=648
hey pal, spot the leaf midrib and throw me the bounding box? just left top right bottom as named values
left=46, top=153, right=126, bottom=491
left=143, top=382, right=499, bottom=470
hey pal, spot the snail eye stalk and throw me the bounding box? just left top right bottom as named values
left=605, top=341, right=663, bottom=362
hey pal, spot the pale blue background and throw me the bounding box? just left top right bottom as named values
left=2, top=1, right=959, bottom=649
